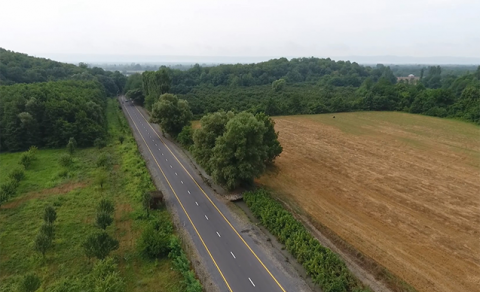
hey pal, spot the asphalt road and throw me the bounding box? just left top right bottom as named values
left=120, top=97, right=296, bottom=292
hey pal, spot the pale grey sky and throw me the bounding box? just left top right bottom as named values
left=1, top=0, right=479, bottom=62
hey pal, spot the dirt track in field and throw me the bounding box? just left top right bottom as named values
left=257, top=112, right=480, bottom=292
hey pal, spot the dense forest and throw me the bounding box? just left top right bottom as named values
left=127, top=58, right=479, bottom=124
left=0, top=81, right=107, bottom=151
left=0, top=49, right=128, bottom=152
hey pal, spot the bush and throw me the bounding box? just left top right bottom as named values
left=66, top=137, right=77, bottom=154
left=44, top=205, right=57, bottom=223
left=9, top=166, right=25, bottom=182
left=244, top=189, right=367, bottom=292
left=83, top=231, right=119, bottom=260
left=34, top=231, right=52, bottom=257
left=41, top=223, right=55, bottom=239
left=168, top=236, right=202, bottom=292
left=58, top=154, right=72, bottom=167
left=95, top=171, right=108, bottom=189
left=137, top=222, right=171, bottom=259
left=19, top=152, right=33, bottom=169
left=94, top=138, right=107, bottom=149
left=98, top=199, right=115, bottom=214
left=92, top=257, right=125, bottom=292
left=19, top=273, right=41, bottom=292
left=177, top=125, right=194, bottom=147
left=96, top=152, right=111, bottom=168
left=96, top=212, right=113, bottom=230
left=0, top=178, right=19, bottom=201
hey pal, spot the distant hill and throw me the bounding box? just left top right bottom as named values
left=0, top=48, right=85, bottom=85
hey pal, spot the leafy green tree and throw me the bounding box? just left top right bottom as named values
left=96, top=212, right=113, bottom=230
left=255, top=112, right=283, bottom=164
left=44, top=205, right=57, bottom=223
left=142, top=69, right=171, bottom=110
left=209, top=112, right=268, bottom=190
left=272, top=78, right=286, bottom=92
left=19, top=273, right=41, bottom=292
left=177, top=125, right=194, bottom=147
left=41, top=223, right=55, bottom=239
left=151, top=93, right=193, bottom=137
left=83, top=231, right=119, bottom=260
left=98, top=199, right=115, bottom=215
left=66, top=137, right=77, bottom=154
left=34, top=232, right=52, bottom=257
left=192, top=110, right=234, bottom=172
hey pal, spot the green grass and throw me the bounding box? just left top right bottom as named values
left=0, top=99, right=185, bottom=292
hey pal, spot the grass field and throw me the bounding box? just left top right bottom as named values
left=257, top=112, right=480, bottom=292
left=0, top=100, right=184, bottom=291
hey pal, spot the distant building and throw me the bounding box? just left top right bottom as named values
left=397, top=74, right=420, bottom=84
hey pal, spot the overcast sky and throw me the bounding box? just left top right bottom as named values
left=1, top=0, right=479, bottom=62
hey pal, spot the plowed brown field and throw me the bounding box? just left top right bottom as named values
left=257, top=112, right=480, bottom=292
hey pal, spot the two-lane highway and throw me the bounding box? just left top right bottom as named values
left=120, top=97, right=296, bottom=291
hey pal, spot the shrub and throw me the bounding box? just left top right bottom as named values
left=83, top=231, right=119, bottom=260
left=244, top=189, right=367, bottom=292
left=40, top=223, right=55, bottom=239
left=177, top=125, right=194, bottom=147
left=168, top=236, right=202, bottom=292
left=66, top=137, right=77, bottom=155
left=92, top=257, right=125, bottom=292
left=34, top=232, right=52, bottom=257
left=57, top=169, right=69, bottom=178
left=137, top=223, right=171, bottom=259
left=19, top=273, right=41, bottom=292
left=44, top=205, right=57, bottom=223
left=0, top=178, right=19, bottom=200
left=95, top=171, right=108, bottom=189
left=9, top=166, right=25, bottom=182
left=98, top=199, right=115, bottom=214
left=96, top=212, right=113, bottom=230
left=94, top=138, right=107, bottom=149
left=96, top=152, right=111, bottom=168
left=58, top=154, right=72, bottom=167
left=28, top=146, right=38, bottom=158
left=19, top=152, right=33, bottom=169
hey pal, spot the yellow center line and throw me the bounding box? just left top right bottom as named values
left=135, top=106, right=287, bottom=292
left=123, top=103, right=233, bottom=292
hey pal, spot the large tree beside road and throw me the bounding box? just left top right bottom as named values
left=151, top=93, right=193, bottom=138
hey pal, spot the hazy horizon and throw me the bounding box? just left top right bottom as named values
left=2, top=0, right=479, bottom=63
left=36, top=53, right=480, bottom=65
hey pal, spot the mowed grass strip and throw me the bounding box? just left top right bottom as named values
left=257, top=112, right=480, bottom=292
left=0, top=99, right=184, bottom=292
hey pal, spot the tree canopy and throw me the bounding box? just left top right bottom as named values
left=150, top=93, right=193, bottom=137
left=0, top=80, right=108, bottom=151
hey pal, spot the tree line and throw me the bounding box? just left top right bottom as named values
left=125, top=58, right=479, bottom=124
left=0, top=48, right=127, bottom=97
left=0, top=80, right=109, bottom=151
